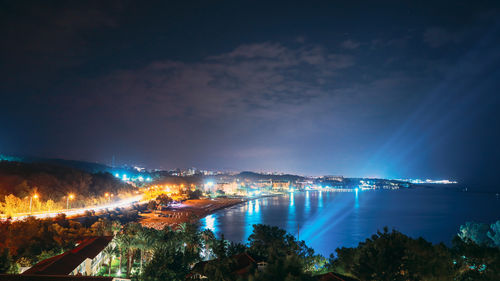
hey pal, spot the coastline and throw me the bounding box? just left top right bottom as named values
left=140, top=194, right=283, bottom=230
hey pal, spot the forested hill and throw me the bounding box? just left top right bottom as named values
left=236, top=171, right=305, bottom=182
left=0, top=160, right=134, bottom=201
left=0, top=154, right=112, bottom=173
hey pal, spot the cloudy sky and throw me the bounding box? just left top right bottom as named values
left=1, top=1, right=500, bottom=188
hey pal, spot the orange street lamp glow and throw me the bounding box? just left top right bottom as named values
left=67, top=194, right=75, bottom=209
left=29, top=193, right=39, bottom=213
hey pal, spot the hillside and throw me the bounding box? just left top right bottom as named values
left=0, top=160, right=134, bottom=201
left=236, top=171, right=305, bottom=182
left=0, top=154, right=112, bottom=173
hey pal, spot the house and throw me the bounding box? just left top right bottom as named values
left=0, top=274, right=129, bottom=281
left=23, top=236, right=117, bottom=277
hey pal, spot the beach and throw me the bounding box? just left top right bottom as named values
left=139, top=198, right=247, bottom=229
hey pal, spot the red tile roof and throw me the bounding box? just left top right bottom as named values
left=23, top=236, right=113, bottom=276
left=0, top=274, right=113, bottom=281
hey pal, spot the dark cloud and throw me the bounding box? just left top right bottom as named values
left=0, top=1, right=121, bottom=88
left=340, top=40, right=360, bottom=49
left=69, top=43, right=355, bottom=121
left=423, top=27, right=467, bottom=48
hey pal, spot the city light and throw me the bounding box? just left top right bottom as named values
left=67, top=194, right=75, bottom=209
left=29, top=193, right=39, bottom=214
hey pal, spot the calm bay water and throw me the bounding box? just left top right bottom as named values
left=200, top=187, right=500, bottom=256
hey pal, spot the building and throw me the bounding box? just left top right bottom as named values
left=272, top=180, right=291, bottom=191
left=254, top=179, right=272, bottom=189
left=23, top=236, right=120, bottom=278
left=215, top=181, right=239, bottom=194
left=324, top=176, right=344, bottom=182
left=0, top=274, right=128, bottom=281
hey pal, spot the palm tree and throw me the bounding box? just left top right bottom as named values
left=201, top=229, right=216, bottom=260
left=183, top=223, right=202, bottom=256
left=176, top=222, right=187, bottom=233
left=115, top=233, right=133, bottom=277
left=134, top=228, right=154, bottom=273
left=102, top=244, right=117, bottom=276
left=160, top=227, right=181, bottom=251
left=111, top=220, right=122, bottom=236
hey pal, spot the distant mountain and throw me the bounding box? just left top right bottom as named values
left=0, top=154, right=112, bottom=173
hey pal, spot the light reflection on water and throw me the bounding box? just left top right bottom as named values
left=204, top=214, right=216, bottom=233
left=200, top=189, right=500, bottom=256
left=305, top=191, right=310, bottom=216
left=318, top=191, right=323, bottom=208
left=287, top=192, right=297, bottom=237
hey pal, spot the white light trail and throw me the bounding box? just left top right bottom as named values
left=1, top=195, right=143, bottom=221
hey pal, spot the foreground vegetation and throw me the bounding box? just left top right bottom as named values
left=0, top=214, right=499, bottom=280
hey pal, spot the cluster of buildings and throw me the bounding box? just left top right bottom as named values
left=203, top=179, right=296, bottom=196
left=201, top=175, right=417, bottom=196
left=396, top=178, right=458, bottom=184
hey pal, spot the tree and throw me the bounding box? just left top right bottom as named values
left=331, top=227, right=454, bottom=281
left=487, top=220, right=500, bottom=248
left=200, top=255, right=236, bottom=281
left=156, top=194, right=173, bottom=206
left=91, top=218, right=113, bottom=236
left=227, top=241, right=246, bottom=257
left=188, top=189, right=203, bottom=200
left=111, top=220, right=122, bottom=236
left=451, top=236, right=500, bottom=280
left=213, top=234, right=228, bottom=259
left=135, top=228, right=155, bottom=273
left=200, top=229, right=217, bottom=260
left=141, top=247, right=191, bottom=281
left=247, top=224, right=322, bottom=279
left=102, top=244, right=117, bottom=276
left=115, top=233, right=133, bottom=277
left=250, top=254, right=313, bottom=281
left=459, top=222, right=493, bottom=247
left=248, top=224, right=313, bottom=262
left=0, top=248, right=12, bottom=274
left=147, top=200, right=158, bottom=211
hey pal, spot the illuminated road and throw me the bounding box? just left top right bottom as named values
left=1, top=195, right=144, bottom=221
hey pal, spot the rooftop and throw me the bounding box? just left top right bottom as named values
left=23, top=236, right=113, bottom=276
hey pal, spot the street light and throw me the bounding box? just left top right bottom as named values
left=29, top=193, right=39, bottom=214
left=67, top=194, right=75, bottom=209
left=105, top=192, right=110, bottom=202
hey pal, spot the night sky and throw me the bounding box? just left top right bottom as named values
left=1, top=1, right=500, bottom=188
